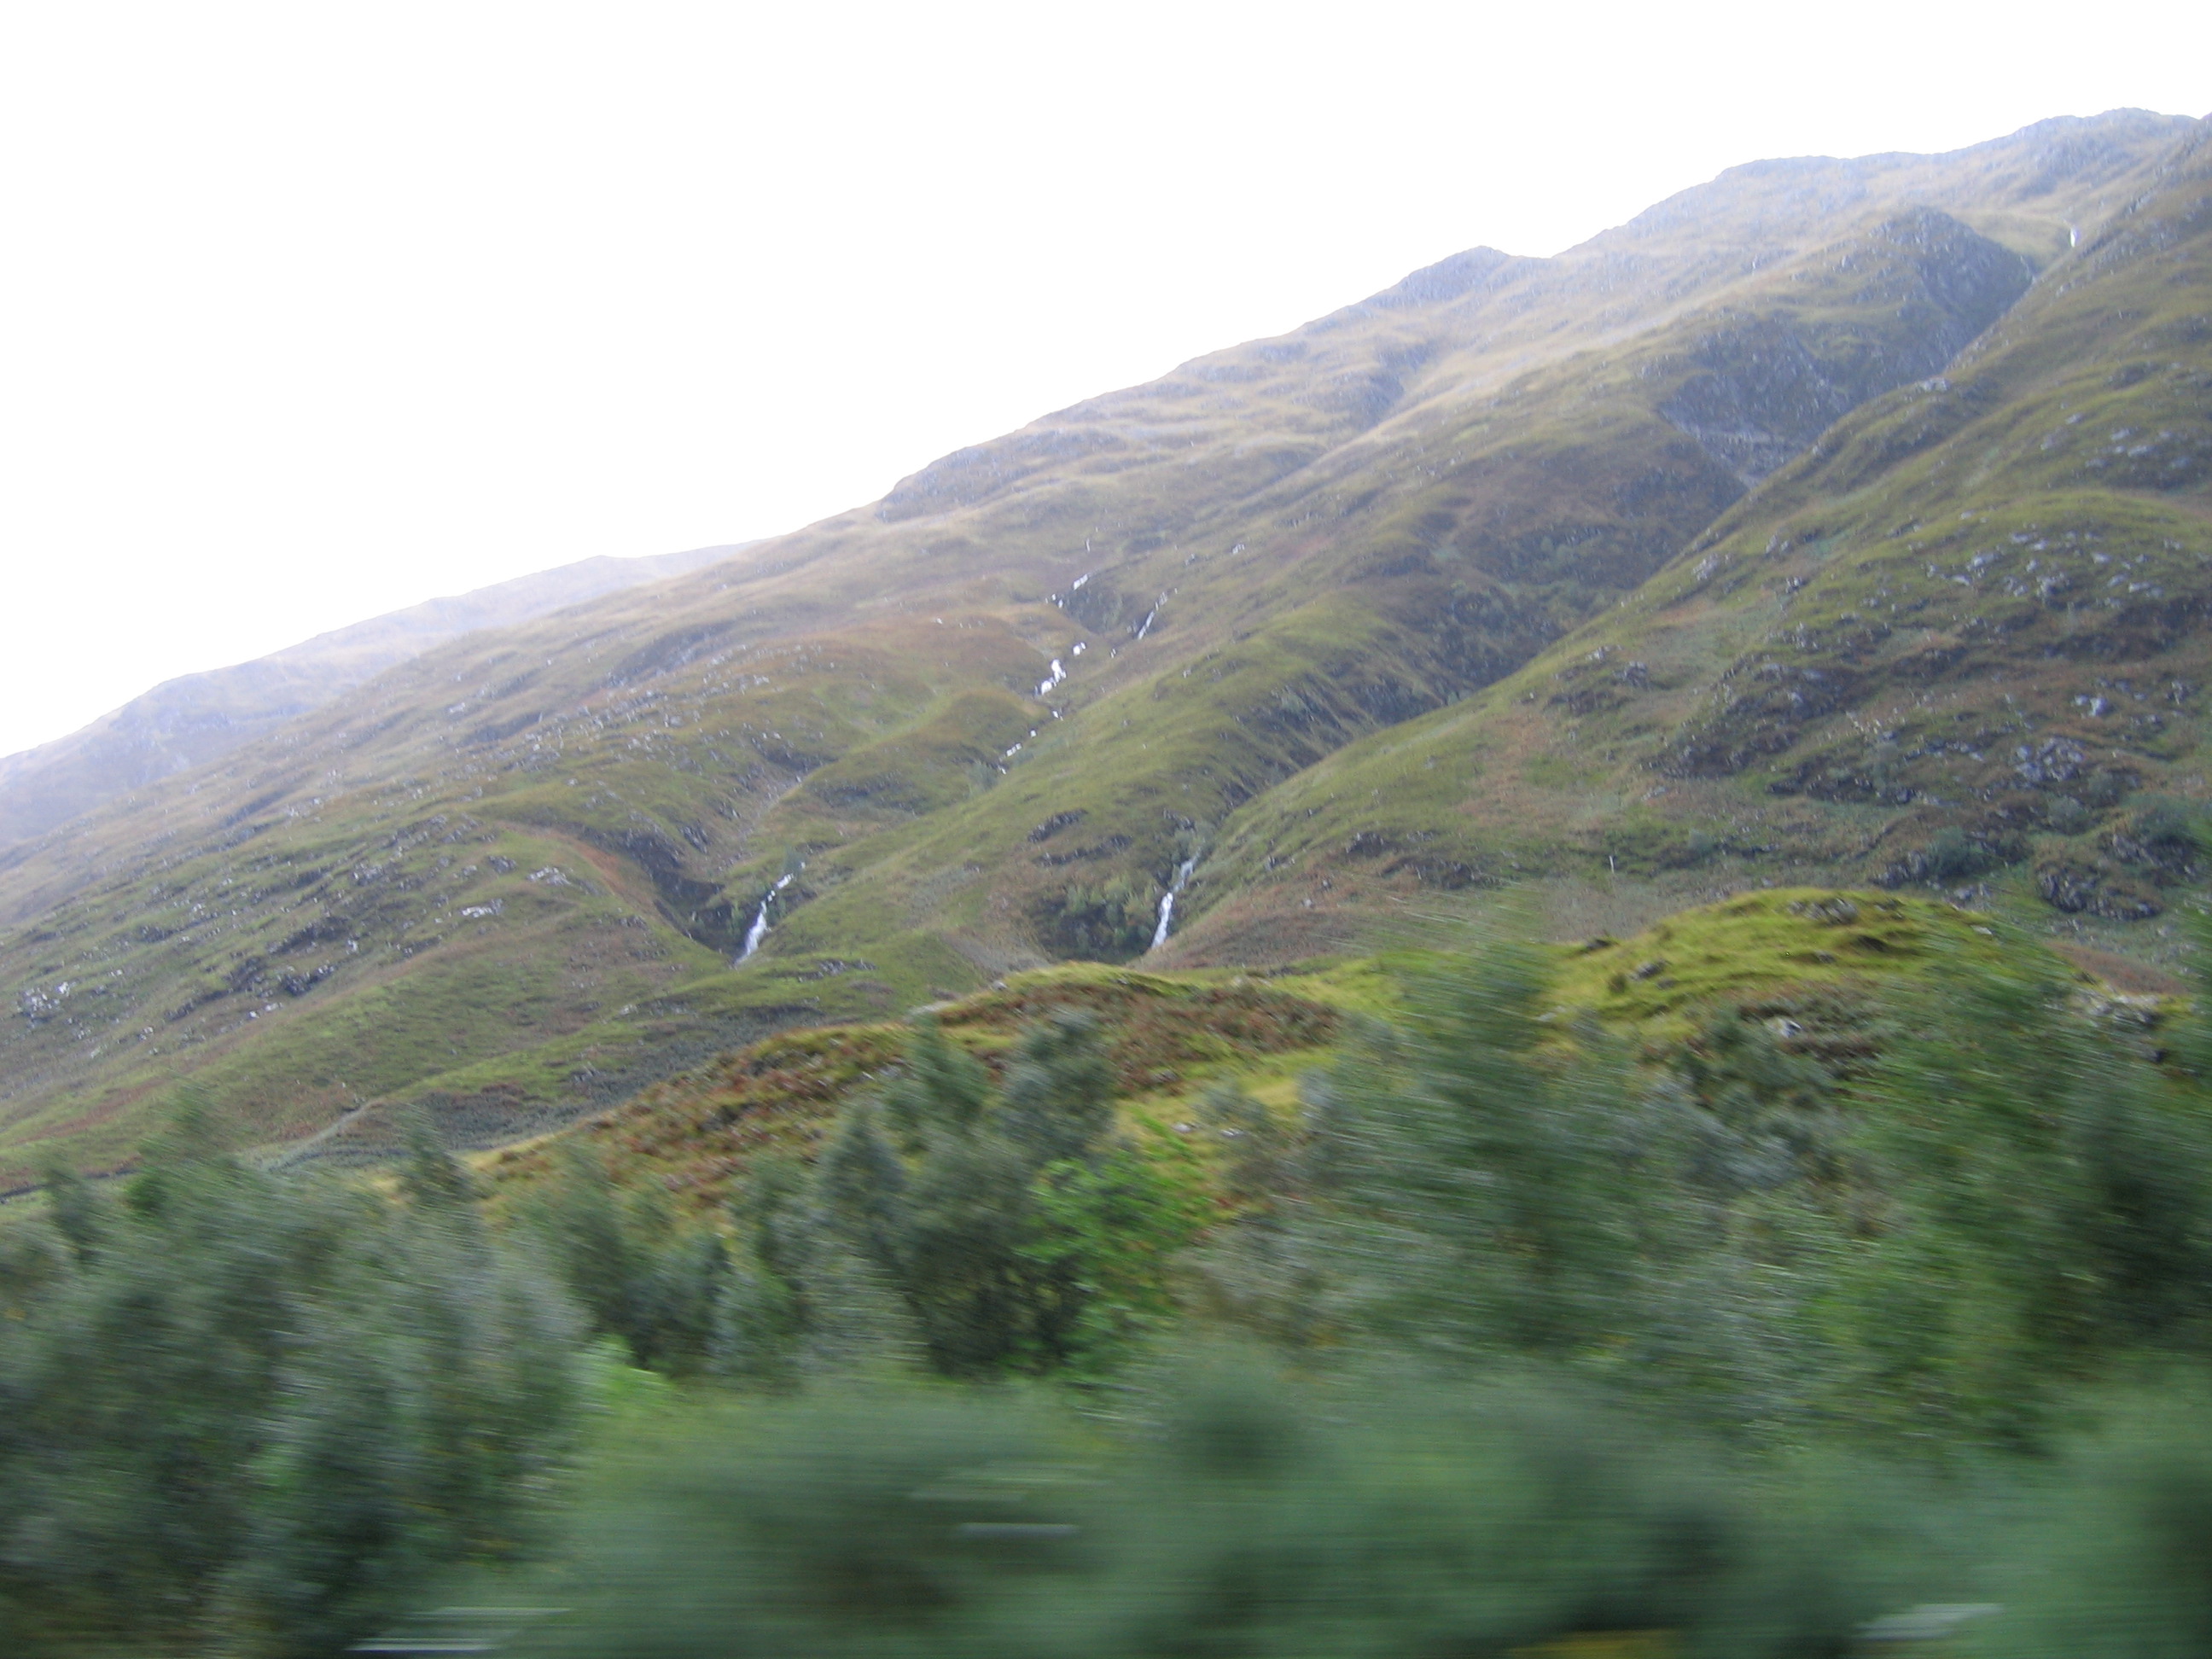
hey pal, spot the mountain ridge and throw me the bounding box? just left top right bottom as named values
left=1185, top=114, right=2212, bottom=962
left=0, top=543, right=747, bottom=848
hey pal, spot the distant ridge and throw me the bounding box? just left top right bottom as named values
left=0, top=544, right=747, bottom=847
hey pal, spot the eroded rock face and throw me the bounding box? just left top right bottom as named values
left=1657, top=210, right=2033, bottom=486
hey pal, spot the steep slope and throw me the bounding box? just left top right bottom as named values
left=0, top=112, right=2193, bottom=1180
left=0, top=543, right=742, bottom=847
left=1192, top=117, right=2212, bottom=962
left=760, top=203, right=2037, bottom=971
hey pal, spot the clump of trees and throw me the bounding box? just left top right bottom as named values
left=1158, top=931, right=2212, bottom=1452
left=519, top=1012, right=1212, bottom=1383
left=1037, top=876, right=1161, bottom=961
left=0, top=1111, right=577, bottom=1656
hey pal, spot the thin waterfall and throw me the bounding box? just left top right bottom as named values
left=737, top=871, right=795, bottom=963
left=1150, top=858, right=1196, bottom=950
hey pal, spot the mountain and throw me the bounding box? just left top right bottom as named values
left=0, top=110, right=2202, bottom=1185
left=0, top=544, right=745, bottom=847
left=1194, top=114, right=2212, bottom=959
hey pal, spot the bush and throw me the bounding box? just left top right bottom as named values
left=1101, top=1360, right=1936, bottom=1659
left=2130, top=795, right=2199, bottom=851
left=1297, top=939, right=1649, bottom=1360
left=1829, top=950, right=2212, bottom=1446
left=520, top=1147, right=729, bottom=1373
left=804, top=1012, right=1207, bottom=1376
left=2045, top=794, right=2092, bottom=835
left=1924, top=827, right=1990, bottom=883
left=509, top=1389, right=1093, bottom=1659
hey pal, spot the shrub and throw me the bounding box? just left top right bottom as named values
left=1972, top=1384, right=2212, bottom=1658
left=509, top=1390, right=1093, bottom=1659
left=519, top=1147, right=729, bottom=1373
left=498, top=1363, right=1933, bottom=1659
left=1924, top=827, right=1989, bottom=883
left=2045, top=795, right=2092, bottom=835
left=730, top=1012, right=1209, bottom=1379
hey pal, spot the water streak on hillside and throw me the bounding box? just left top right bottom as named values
left=737, top=872, right=795, bottom=963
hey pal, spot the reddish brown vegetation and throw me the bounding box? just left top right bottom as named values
left=486, top=973, right=1342, bottom=1211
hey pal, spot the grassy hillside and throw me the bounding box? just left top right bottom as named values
left=1190, top=119, right=2212, bottom=966
left=0, top=112, right=2199, bottom=1179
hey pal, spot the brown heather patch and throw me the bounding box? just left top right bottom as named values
left=2049, top=940, right=2192, bottom=996
left=483, top=970, right=1342, bottom=1211
left=939, top=973, right=1342, bottom=1095
left=486, top=1024, right=905, bottom=1212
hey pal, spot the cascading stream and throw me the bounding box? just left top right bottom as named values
left=737, top=871, right=795, bottom=963
left=1150, top=858, right=1196, bottom=951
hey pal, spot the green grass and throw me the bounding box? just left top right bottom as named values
left=1549, top=888, right=2030, bottom=1032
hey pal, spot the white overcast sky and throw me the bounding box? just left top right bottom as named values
left=0, top=1, right=2205, bottom=759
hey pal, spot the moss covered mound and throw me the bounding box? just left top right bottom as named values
left=473, top=885, right=2091, bottom=1213
left=1551, top=888, right=2030, bottom=1030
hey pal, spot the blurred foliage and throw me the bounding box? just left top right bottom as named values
left=19, top=919, right=2212, bottom=1651
left=0, top=1108, right=578, bottom=1656
left=1165, top=921, right=2212, bottom=1452
left=1971, top=1381, right=2212, bottom=1658
left=1823, top=937, right=2212, bottom=1447
left=517, top=1148, right=728, bottom=1374
left=493, top=1359, right=1952, bottom=1659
